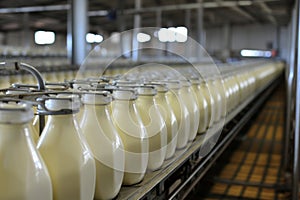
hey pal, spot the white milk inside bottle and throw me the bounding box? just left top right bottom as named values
left=37, top=96, right=96, bottom=200
left=199, top=80, right=215, bottom=128
left=190, top=78, right=209, bottom=134
left=0, top=102, right=52, bottom=200
left=179, top=80, right=200, bottom=142
left=222, top=75, right=233, bottom=112
left=135, top=86, right=167, bottom=171
left=80, top=92, right=124, bottom=199
left=164, top=81, right=190, bottom=149
left=232, top=74, right=241, bottom=105
left=213, top=77, right=227, bottom=118
left=206, top=78, right=222, bottom=123
left=111, top=89, right=148, bottom=185
left=151, top=83, right=178, bottom=160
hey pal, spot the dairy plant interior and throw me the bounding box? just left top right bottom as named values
left=0, top=0, right=299, bottom=200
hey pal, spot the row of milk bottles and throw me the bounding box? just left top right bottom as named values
left=0, top=61, right=284, bottom=200
left=0, top=79, right=219, bottom=200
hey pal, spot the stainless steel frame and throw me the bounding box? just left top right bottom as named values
left=292, top=0, right=300, bottom=198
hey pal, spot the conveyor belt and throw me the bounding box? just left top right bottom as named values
left=194, top=85, right=288, bottom=200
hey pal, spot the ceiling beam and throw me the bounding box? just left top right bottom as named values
left=229, top=6, right=256, bottom=21
left=257, top=2, right=277, bottom=24
left=0, top=4, right=70, bottom=14
left=0, top=0, right=280, bottom=16
left=123, top=0, right=280, bottom=15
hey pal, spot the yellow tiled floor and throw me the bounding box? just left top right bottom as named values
left=202, top=85, right=288, bottom=199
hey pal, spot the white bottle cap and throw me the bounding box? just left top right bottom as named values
left=145, top=82, right=169, bottom=93
left=81, top=91, right=112, bottom=105
left=0, top=102, right=34, bottom=124
left=5, top=88, right=31, bottom=95
left=39, top=95, right=81, bottom=114
left=136, top=86, right=157, bottom=96
left=160, top=80, right=181, bottom=90
left=112, top=89, right=137, bottom=100
left=113, top=80, right=139, bottom=86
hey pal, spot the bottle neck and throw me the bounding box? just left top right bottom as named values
left=137, top=95, right=155, bottom=104
left=46, top=114, right=76, bottom=124
left=82, top=104, right=109, bottom=116
left=113, top=99, right=135, bottom=107
left=0, top=123, right=30, bottom=143
left=155, top=92, right=168, bottom=102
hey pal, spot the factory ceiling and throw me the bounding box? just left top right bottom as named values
left=0, top=0, right=294, bottom=33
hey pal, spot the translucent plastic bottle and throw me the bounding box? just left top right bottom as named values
left=80, top=92, right=125, bottom=199
left=0, top=102, right=52, bottom=200
left=152, top=83, right=178, bottom=160
left=111, top=89, right=148, bottom=185
left=135, top=86, right=167, bottom=171
left=179, top=80, right=200, bottom=141
left=37, top=96, right=96, bottom=200
left=190, top=78, right=209, bottom=134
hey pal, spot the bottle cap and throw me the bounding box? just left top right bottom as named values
left=37, top=94, right=80, bottom=115
left=112, top=89, right=137, bottom=100
left=145, top=82, right=169, bottom=92
left=0, top=102, right=34, bottom=123
left=159, top=80, right=181, bottom=90
left=82, top=91, right=112, bottom=105
left=136, top=86, right=157, bottom=96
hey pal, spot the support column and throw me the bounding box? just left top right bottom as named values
left=67, top=0, right=88, bottom=66
left=222, top=23, right=231, bottom=60
left=185, top=10, right=191, bottom=30
left=293, top=0, right=300, bottom=198
left=275, top=26, right=280, bottom=52
left=132, top=0, right=141, bottom=61
left=156, top=9, right=162, bottom=27
left=284, top=3, right=296, bottom=177
left=118, top=0, right=126, bottom=56
left=197, top=0, right=205, bottom=58
left=22, top=13, right=30, bottom=48
left=185, top=10, right=191, bottom=58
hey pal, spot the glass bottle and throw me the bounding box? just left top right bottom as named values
left=135, top=86, right=167, bottom=171
left=111, top=89, right=148, bottom=185
left=5, top=89, right=40, bottom=143
left=190, top=78, right=209, bottom=134
left=152, top=83, right=178, bottom=160
left=37, top=95, right=96, bottom=200
left=164, top=81, right=190, bottom=149
left=206, top=78, right=222, bottom=123
left=179, top=80, right=200, bottom=141
left=213, top=77, right=227, bottom=118
left=199, top=80, right=216, bottom=128
left=0, top=102, right=52, bottom=200
left=80, top=92, right=124, bottom=199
